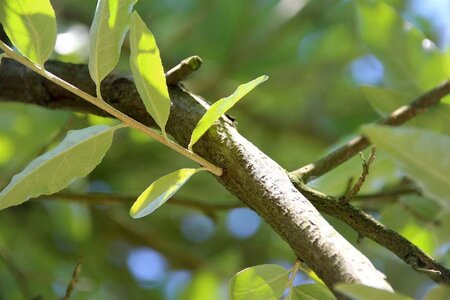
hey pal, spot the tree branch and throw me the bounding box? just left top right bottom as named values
left=290, top=81, right=450, bottom=183
left=289, top=178, right=450, bottom=284
left=0, top=58, right=392, bottom=295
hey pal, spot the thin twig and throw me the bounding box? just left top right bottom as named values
left=166, top=56, right=203, bottom=85
left=0, top=41, right=222, bottom=176
left=290, top=80, right=450, bottom=183
left=63, top=257, right=83, bottom=300
left=340, top=147, right=376, bottom=203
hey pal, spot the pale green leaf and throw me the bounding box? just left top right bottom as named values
left=189, top=75, right=268, bottom=150
left=229, top=264, right=289, bottom=300
left=335, top=283, right=412, bottom=300
left=362, top=125, right=450, bottom=209
left=294, top=284, right=336, bottom=300
left=129, top=12, right=170, bottom=136
left=130, top=168, right=204, bottom=218
left=89, top=0, right=137, bottom=95
left=0, top=125, right=120, bottom=210
left=356, top=0, right=450, bottom=96
left=361, top=86, right=450, bottom=134
left=0, top=0, right=56, bottom=65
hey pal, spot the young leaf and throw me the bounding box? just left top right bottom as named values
left=89, top=0, right=137, bottom=97
left=188, top=75, right=268, bottom=150
left=362, top=125, right=450, bottom=209
left=294, top=284, right=336, bottom=300
left=335, top=283, right=412, bottom=300
left=130, top=168, right=204, bottom=218
left=229, top=264, right=289, bottom=300
left=129, top=12, right=171, bottom=136
left=361, top=86, right=450, bottom=134
left=0, top=0, right=56, bottom=65
left=0, top=125, right=120, bottom=211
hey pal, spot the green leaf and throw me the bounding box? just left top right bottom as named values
left=130, top=168, right=204, bottom=218
left=362, top=125, right=450, bottom=209
left=0, top=125, right=120, bottom=210
left=88, top=0, right=137, bottom=96
left=229, top=264, right=289, bottom=300
left=424, top=285, right=450, bottom=300
left=356, top=0, right=450, bottom=96
left=188, top=75, right=268, bottom=150
left=129, top=12, right=171, bottom=136
left=335, top=283, right=412, bottom=300
left=294, top=284, right=336, bottom=300
left=361, top=86, right=450, bottom=134
left=0, top=0, right=56, bottom=65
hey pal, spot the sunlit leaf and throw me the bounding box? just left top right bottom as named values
left=356, top=0, right=450, bottom=96
left=229, top=264, right=289, bottom=300
left=0, top=0, right=56, bottom=65
left=130, top=168, right=204, bottom=218
left=0, top=125, right=120, bottom=210
left=362, top=125, right=450, bottom=209
left=129, top=12, right=170, bottom=136
left=294, top=284, right=336, bottom=300
left=89, top=0, right=137, bottom=96
left=361, top=86, right=450, bottom=134
left=189, top=75, right=268, bottom=150
left=335, top=283, right=412, bottom=300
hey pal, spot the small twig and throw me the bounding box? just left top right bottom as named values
left=0, top=247, right=31, bottom=300
left=340, top=147, right=376, bottom=203
left=166, top=56, right=203, bottom=85
left=290, top=80, right=450, bottom=183
left=286, top=260, right=301, bottom=292
left=62, top=256, right=83, bottom=300
left=352, top=187, right=420, bottom=201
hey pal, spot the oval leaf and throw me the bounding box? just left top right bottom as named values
left=335, top=283, right=412, bottom=300
left=0, top=0, right=56, bottom=65
left=189, top=75, right=268, bottom=150
left=130, top=168, right=204, bottom=218
left=229, top=264, right=289, bottom=300
left=0, top=125, right=120, bottom=210
left=362, top=125, right=450, bottom=209
left=89, top=0, right=137, bottom=95
left=129, top=12, right=171, bottom=136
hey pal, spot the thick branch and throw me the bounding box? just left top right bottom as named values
left=0, top=58, right=392, bottom=294
left=290, top=81, right=450, bottom=183
left=290, top=178, right=450, bottom=284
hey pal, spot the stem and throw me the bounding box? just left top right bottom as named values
left=0, top=41, right=222, bottom=176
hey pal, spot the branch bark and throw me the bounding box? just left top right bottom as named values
left=0, top=58, right=392, bottom=295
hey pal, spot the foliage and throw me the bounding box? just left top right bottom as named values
left=0, top=0, right=449, bottom=299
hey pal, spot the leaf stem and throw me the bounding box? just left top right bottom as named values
left=0, top=40, right=222, bottom=176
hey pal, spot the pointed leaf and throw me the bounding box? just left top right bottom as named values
left=229, top=264, right=289, bottom=300
left=89, top=0, right=137, bottom=94
left=0, top=0, right=56, bottom=65
left=130, top=168, right=204, bottom=218
left=362, top=125, right=450, bottom=209
left=335, top=283, right=412, bottom=300
left=0, top=125, right=120, bottom=210
left=189, top=75, right=268, bottom=150
left=129, top=12, right=170, bottom=136
left=294, top=284, right=336, bottom=300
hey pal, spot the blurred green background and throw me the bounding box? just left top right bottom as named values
left=1, top=0, right=449, bottom=299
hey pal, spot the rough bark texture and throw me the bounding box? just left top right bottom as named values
left=0, top=59, right=392, bottom=294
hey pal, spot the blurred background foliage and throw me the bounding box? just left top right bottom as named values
left=0, top=0, right=449, bottom=299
